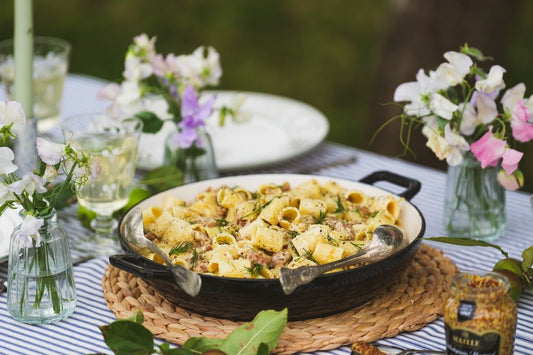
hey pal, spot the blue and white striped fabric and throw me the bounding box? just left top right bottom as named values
left=1, top=142, right=532, bottom=355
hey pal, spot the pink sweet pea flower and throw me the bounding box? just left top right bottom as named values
left=500, top=148, right=523, bottom=175
left=470, top=127, right=506, bottom=168
left=510, top=100, right=533, bottom=142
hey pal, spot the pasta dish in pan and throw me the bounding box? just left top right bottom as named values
left=141, top=179, right=403, bottom=278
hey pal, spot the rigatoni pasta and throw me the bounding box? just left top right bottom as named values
left=142, top=179, right=404, bottom=278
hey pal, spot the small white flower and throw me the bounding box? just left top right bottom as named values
left=133, top=33, right=157, bottom=60
left=42, top=165, right=58, bottom=182
left=123, top=56, right=153, bottom=81
left=501, top=83, right=526, bottom=112
left=230, top=93, right=252, bottom=123
left=393, top=81, right=430, bottom=116
left=477, top=66, right=506, bottom=93
left=98, top=83, right=121, bottom=101
left=475, top=65, right=506, bottom=93
left=416, top=68, right=448, bottom=94
left=0, top=184, right=14, bottom=205
left=115, top=80, right=142, bottom=108
left=196, top=46, right=222, bottom=87
left=0, top=100, right=26, bottom=136
left=422, top=124, right=449, bottom=161
left=459, top=93, right=498, bottom=135
left=19, top=215, right=44, bottom=248
left=0, top=146, right=17, bottom=174
left=8, top=172, right=47, bottom=195
left=444, top=124, right=470, bottom=165
left=436, top=51, right=473, bottom=86
left=430, top=93, right=458, bottom=119
left=36, top=137, right=65, bottom=165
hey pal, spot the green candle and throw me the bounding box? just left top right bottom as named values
left=14, top=0, right=33, bottom=116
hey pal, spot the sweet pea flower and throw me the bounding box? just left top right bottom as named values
left=500, top=148, right=523, bottom=175
left=132, top=33, right=157, bottom=60
left=0, top=146, right=17, bottom=174
left=0, top=100, right=26, bottom=136
left=430, top=93, right=458, bottom=119
left=42, top=165, right=58, bottom=182
left=393, top=81, right=430, bottom=116
left=475, top=65, right=506, bottom=93
left=497, top=169, right=524, bottom=191
left=176, top=86, right=216, bottom=148
left=123, top=56, right=153, bottom=81
left=470, top=127, right=506, bottom=168
left=510, top=100, right=533, bottom=142
left=0, top=184, right=14, bottom=205
left=36, top=137, right=65, bottom=165
left=436, top=51, right=473, bottom=86
left=501, top=83, right=526, bottom=112
left=459, top=92, right=498, bottom=135
left=443, top=124, right=470, bottom=165
left=192, top=46, right=222, bottom=87
left=18, top=215, right=44, bottom=248
left=97, top=83, right=121, bottom=101
left=8, top=172, right=47, bottom=196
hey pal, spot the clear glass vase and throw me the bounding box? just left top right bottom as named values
left=443, top=151, right=506, bottom=241
left=7, top=210, right=77, bottom=324
left=164, top=127, right=218, bottom=183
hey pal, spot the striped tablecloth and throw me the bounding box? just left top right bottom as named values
left=1, top=141, right=532, bottom=355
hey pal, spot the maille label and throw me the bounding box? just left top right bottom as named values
left=458, top=300, right=476, bottom=321
left=445, top=324, right=501, bottom=355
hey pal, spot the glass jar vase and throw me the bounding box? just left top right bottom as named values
left=164, top=126, right=218, bottom=184
left=444, top=271, right=517, bottom=355
left=443, top=151, right=506, bottom=241
left=7, top=210, right=77, bottom=324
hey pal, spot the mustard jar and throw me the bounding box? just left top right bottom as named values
left=444, top=271, right=517, bottom=355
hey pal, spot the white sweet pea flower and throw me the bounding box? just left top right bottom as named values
left=196, top=46, right=222, bottom=86
left=501, top=83, right=526, bottom=112
left=36, top=137, right=65, bottom=165
left=229, top=93, right=252, bottom=123
left=436, top=51, right=473, bottom=86
left=430, top=93, right=458, bottom=119
left=0, top=184, right=14, bottom=205
left=393, top=81, right=430, bottom=116
left=132, top=33, right=157, bottom=60
left=0, top=146, right=17, bottom=174
left=459, top=93, right=498, bottom=135
left=422, top=124, right=449, bottom=161
left=97, top=83, right=121, bottom=101
left=416, top=68, right=448, bottom=94
left=8, top=172, right=47, bottom=195
left=0, top=100, right=26, bottom=136
left=475, top=65, right=506, bottom=93
left=19, top=215, right=44, bottom=248
left=123, top=56, right=153, bottom=81
left=42, top=165, right=58, bottom=182
left=115, top=80, right=142, bottom=109
left=443, top=124, right=470, bottom=165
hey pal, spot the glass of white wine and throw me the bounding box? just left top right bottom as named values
left=0, top=36, right=70, bottom=132
left=62, top=113, right=143, bottom=256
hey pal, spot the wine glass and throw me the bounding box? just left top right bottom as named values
left=62, top=113, right=143, bottom=256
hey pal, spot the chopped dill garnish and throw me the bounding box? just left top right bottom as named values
left=369, top=211, right=379, bottom=218
left=303, top=249, right=317, bottom=263
left=326, top=234, right=338, bottom=246
left=288, top=230, right=298, bottom=239
left=353, top=208, right=362, bottom=217
left=216, top=218, right=229, bottom=227
left=350, top=241, right=363, bottom=250
left=190, top=249, right=198, bottom=268
left=242, top=195, right=280, bottom=219
left=315, top=210, right=327, bottom=224
left=334, top=195, right=345, bottom=213
left=169, top=241, right=194, bottom=255
left=246, top=262, right=263, bottom=277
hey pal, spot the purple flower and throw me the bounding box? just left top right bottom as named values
left=176, top=85, right=216, bottom=148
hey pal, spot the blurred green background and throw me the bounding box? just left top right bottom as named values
left=1, top=0, right=532, bottom=192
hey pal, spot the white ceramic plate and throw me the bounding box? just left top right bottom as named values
left=136, top=91, right=329, bottom=171
left=0, top=208, right=22, bottom=263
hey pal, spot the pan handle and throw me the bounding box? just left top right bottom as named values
left=109, top=254, right=171, bottom=279
left=359, top=170, right=421, bottom=201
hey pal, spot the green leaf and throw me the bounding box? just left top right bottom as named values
left=140, top=165, right=184, bottom=194
left=425, top=236, right=509, bottom=258
left=169, top=242, right=194, bottom=255
left=218, top=308, right=288, bottom=355
left=182, top=337, right=223, bottom=352
left=521, top=246, right=533, bottom=272
left=100, top=321, right=155, bottom=355
left=122, top=309, right=145, bottom=324
left=158, top=343, right=194, bottom=355
left=134, top=111, right=165, bottom=134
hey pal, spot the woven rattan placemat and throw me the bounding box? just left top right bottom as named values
left=102, top=243, right=457, bottom=354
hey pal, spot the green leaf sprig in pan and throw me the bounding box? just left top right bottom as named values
left=96, top=308, right=288, bottom=355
